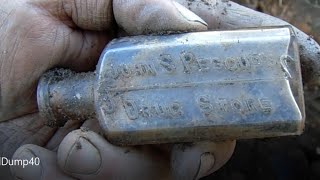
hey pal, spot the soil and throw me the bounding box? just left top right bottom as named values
left=233, top=0, right=320, bottom=42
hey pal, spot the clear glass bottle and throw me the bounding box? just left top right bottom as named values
left=37, top=27, right=305, bottom=145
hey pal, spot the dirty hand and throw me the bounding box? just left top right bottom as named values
left=0, top=0, right=236, bottom=179
left=1, top=0, right=319, bottom=179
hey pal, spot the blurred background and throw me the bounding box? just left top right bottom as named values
left=204, top=0, right=320, bottom=180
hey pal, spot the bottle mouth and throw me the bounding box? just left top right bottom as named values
left=37, top=69, right=95, bottom=127
left=37, top=69, right=72, bottom=127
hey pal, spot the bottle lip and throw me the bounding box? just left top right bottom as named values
left=37, top=69, right=95, bottom=127
left=37, top=73, right=53, bottom=127
left=37, top=69, right=73, bottom=127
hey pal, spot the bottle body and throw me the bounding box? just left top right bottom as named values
left=95, top=27, right=304, bottom=145
left=38, top=27, right=305, bottom=145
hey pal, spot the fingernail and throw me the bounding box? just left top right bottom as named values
left=195, top=152, right=215, bottom=179
left=64, top=137, right=101, bottom=174
left=11, top=149, right=42, bottom=180
left=172, top=1, right=208, bottom=26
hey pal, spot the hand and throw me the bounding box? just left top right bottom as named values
left=0, top=0, right=235, bottom=179
left=2, top=0, right=320, bottom=179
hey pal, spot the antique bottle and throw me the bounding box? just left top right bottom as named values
left=37, top=27, right=305, bottom=145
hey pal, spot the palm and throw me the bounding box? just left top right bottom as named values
left=0, top=2, right=60, bottom=154
left=0, top=0, right=109, bottom=164
left=1, top=2, right=108, bottom=122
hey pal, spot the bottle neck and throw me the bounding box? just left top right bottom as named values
left=37, top=69, right=95, bottom=127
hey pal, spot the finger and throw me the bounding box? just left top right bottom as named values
left=176, top=0, right=320, bottom=88
left=35, top=0, right=209, bottom=70
left=54, top=30, right=112, bottom=71
left=10, top=144, right=74, bottom=180
left=45, top=119, right=102, bottom=152
left=34, top=0, right=114, bottom=31
left=113, top=0, right=208, bottom=35
left=45, top=120, right=82, bottom=152
left=57, top=129, right=171, bottom=180
left=37, top=0, right=207, bottom=34
left=62, top=0, right=114, bottom=31
left=80, top=119, right=104, bottom=135
left=0, top=113, right=56, bottom=158
left=171, top=141, right=236, bottom=180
